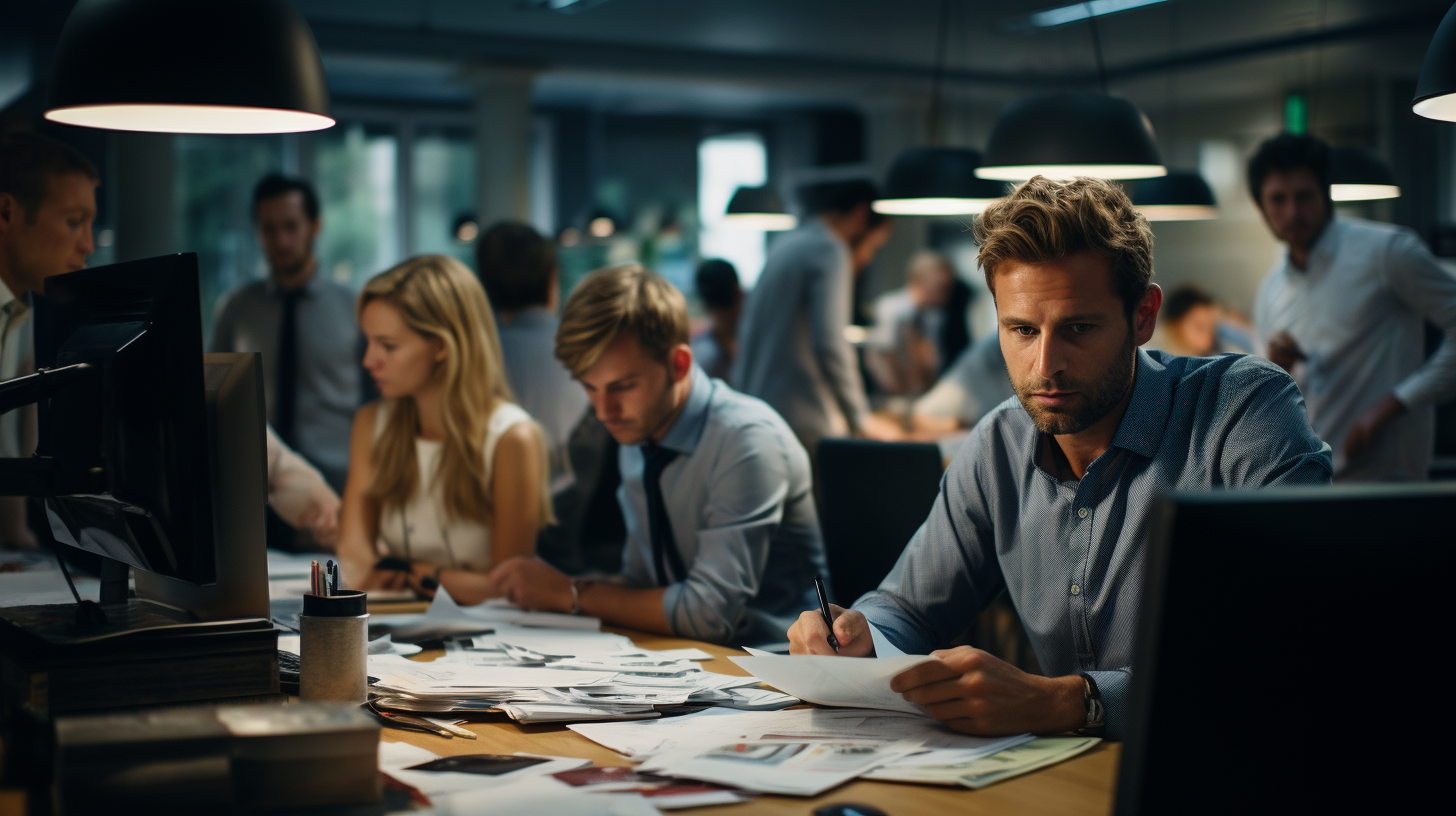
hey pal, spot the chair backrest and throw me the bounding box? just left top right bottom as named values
left=816, top=438, right=944, bottom=607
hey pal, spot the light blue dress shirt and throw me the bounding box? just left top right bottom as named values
left=210, top=272, right=362, bottom=491
left=857, top=350, right=1333, bottom=739
left=618, top=365, right=826, bottom=646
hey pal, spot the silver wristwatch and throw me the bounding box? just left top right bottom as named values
left=1076, top=672, right=1106, bottom=736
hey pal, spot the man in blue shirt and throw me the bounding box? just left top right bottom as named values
left=788, top=176, right=1332, bottom=739
left=490, top=263, right=826, bottom=646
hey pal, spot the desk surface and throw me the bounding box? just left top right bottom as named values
left=382, top=625, right=1120, bottom=815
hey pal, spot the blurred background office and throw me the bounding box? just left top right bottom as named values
left=4, top=0, right=1454, bottom=507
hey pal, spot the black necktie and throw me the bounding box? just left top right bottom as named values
left=641, top=442, right=685, bottom=586
left=275, top=289, right=300, bottom=446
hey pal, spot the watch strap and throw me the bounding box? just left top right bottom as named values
left=1076, top=671, right=1106, bottom=736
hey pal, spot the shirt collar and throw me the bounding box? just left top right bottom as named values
left=807, top=217, right=845, bottom=248
left=654, top=364, right=713, bottom=456
left=1289, top=217, right=1342, bottom=275
left=1108, top=348, right=1175, bottom=459
left=264, top=269, right=320, bottom=298
left=502, top=306, right=555, bottom=329
left=0, top=276, right=26, bottom=321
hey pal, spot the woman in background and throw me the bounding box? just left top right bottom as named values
left=336, top=254, right=553, bottom=604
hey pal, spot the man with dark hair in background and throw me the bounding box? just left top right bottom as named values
left=691, top=258, right=742, bottom=382
left=211, top=174, right=361, bottom=498
left=476, top=220, right=589, bottom=489
left=0, top=132, right=98, bottom=548
left=733, top=179, right=900, bottom=455
left=1249, top=132, right=1456, bottom=481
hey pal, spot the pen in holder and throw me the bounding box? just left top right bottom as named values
left=300, top=590, right=368, bottom=704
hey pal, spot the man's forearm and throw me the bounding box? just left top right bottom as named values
left=579, top=581, right=671, bottom=635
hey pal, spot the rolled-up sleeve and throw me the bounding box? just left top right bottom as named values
left=1386, top=230, right=1456, bottom=410
left=661, top=421, right=791, bottom=643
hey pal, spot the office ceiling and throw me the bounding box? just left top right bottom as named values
left=297, top=1, right=1453, bottom=114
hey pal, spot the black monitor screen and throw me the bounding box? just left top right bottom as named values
left=33, top=254, right=216, bottom=585
left=1116, top=483, right=1454, bottom=815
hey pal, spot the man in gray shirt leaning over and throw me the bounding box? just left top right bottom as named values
left=490, top=263, right=826, bottom=647
left=789, top=176, right=1333, bottom=740
left=733, top=179, right=900, bottom=455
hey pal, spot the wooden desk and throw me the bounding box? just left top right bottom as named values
left=383, top=628, right=1120, bottom=815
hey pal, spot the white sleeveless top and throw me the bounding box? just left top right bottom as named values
left=373, top=400, right=532, bottom=571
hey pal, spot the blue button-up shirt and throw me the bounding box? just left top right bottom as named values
left=619, top=365, right=827, bottom=646
left=857, top=350, right=1333, bottom=738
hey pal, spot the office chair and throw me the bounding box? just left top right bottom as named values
left=815, top=438, right=944, bottom=607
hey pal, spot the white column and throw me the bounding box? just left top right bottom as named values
left=466, top=65, right=538, bottom=229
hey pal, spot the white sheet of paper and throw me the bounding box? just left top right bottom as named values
left=435, top=775, right=660, bottom=816
left=729, top=653, right=934, bottom=716
left=869, top=623, right=906, bottom=658
left=379, top=743, right=591, bottom=797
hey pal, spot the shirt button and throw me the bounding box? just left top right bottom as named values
left=1070, top=584, right=1081, bottom=596
left=1077, top=507, right=1088, bottom=519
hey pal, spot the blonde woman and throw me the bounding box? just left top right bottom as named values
left=336, top=254, right=553, bottom=604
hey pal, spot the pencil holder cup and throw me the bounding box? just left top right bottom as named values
left=299, top=590, right=368, bottom=703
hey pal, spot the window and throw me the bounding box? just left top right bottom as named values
left=314, top=123, right=399, bottom=290
left=173, top=134, right=286, bottom=340
left=410, top=126, right=476, bottom=268
left=697, top=132, right=769, bottom=289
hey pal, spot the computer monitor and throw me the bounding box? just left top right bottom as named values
left=0, top=253, right=267, bottom=622
left=1114, top=482, right=1453, bottom=815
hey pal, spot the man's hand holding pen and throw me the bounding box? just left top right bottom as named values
left=787, top=605, right=875, bottom=656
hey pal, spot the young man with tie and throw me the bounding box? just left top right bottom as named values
left=489, top=263, right=826, bottom=647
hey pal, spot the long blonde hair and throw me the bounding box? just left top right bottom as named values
left=359, top=254, right=552, bottom=528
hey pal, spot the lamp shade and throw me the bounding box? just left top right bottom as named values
left=1413, top=3, right=1456, bottom=121
left=724, top=186, right=797, bottom=230
left=872, top=147, right=1008, bottom=216
left=978, top=95, right=1166, bottom=181
left=1329, top=147, right=1401, bottom=202
left=45, top=0, right=333, bottom=134
left=1132, top=170, right=1218, bottom=221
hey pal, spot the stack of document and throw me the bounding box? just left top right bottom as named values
left=365, top=589, right=797, bottom=724
left=569, top=707, right=1038, bottom=797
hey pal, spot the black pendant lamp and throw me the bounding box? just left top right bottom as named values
left=1132, top=170, right=1217, bottom=221
left=723, top=186, right=797, bottom=231
left=874, top=147, right=1008, bottom=216
left=1413, top=3, right=1456, bottom=122
left=45, top=0, right=334, bottom=134
left=1329, top=147, right=1401, bottom=202
left=872, top=0, right=1007, bottom=217
left=978, top=94, right=1166, bottom=181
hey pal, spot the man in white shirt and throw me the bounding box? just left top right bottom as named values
left=0, top=132, right=98, bottom=548
left=1249, top=133, right=1456, bottom=481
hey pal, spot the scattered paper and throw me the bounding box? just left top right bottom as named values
left=433, top=775, right=663, bottom=816
left=640, top=738, right=921, bottom=796
left=729, top=653, right=934, bottom=716
left=379, top=742, right=591, bottom=797
left=862, top=736, right=1101, bottom=788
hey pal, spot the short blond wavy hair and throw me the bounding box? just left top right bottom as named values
left=975, top=176, right=1154, bottom=318
left=555, top=263, right=690, bottom=377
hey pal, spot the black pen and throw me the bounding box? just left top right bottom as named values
left=813, top=575, right=840, bottom=653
